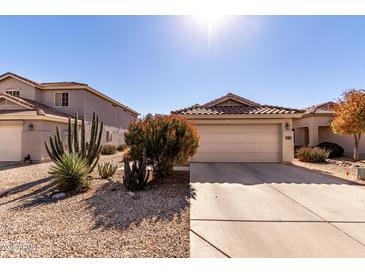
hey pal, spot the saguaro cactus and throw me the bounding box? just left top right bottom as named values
left=45, top=112, right=104, bottom=172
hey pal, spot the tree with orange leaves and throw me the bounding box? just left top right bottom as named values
left=331, top=89, right=365, bottom=161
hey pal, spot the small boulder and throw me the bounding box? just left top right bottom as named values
left=52, top=192, right=65, bottom=200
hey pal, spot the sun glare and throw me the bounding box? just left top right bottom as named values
left=190, top=14, right=230, bottom=44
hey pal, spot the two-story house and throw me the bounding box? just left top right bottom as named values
left=0, top=72, right=139, bottom=162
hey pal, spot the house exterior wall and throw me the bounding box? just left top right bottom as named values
left=21, top=120, right=68, bottom=163
left=39, top=89, right=85, bottom=116
left=0, top=98, right=27, bottom=110
left=293, top=114, right=365, bottom=156
left=0, top=77, right=37, bottom=100
left=318, top=126, right=365, bottom=156
left=83, top=91, right=137, bottom=145
left=0, top=75, right=139, bottom=162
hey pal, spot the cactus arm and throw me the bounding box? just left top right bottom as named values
left=49, top=137, right=62, bottom=161
left=68, top=117, right=73, bottom=153
left=89, top=154, right=101, bottom=173
left=45, top=141, right=56, bottom=161
left=55, top=126, right=65, bottom=155
left=74, top=112, right=79, bottom=154
left=81, top=115, right=86, bottom=158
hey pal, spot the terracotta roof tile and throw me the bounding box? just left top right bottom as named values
left=173, top=105, right=302, bottom=115
left=0, top=92, right=69, bottom=118
left=173, top=92, right=303, bottom=115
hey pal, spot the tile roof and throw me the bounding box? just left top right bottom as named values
left=0, top=92, right=69, bottom=118
left=0, top=72, right=139, bottom=115
left=305, top=101, right=336, bottom=114
left=173, top=93, right=303, bottom=115
left=202, top=92, right=260, bottom=107
left=174, top=105, right=302, bottom=115
left=0, top=72, right=87, bottom=87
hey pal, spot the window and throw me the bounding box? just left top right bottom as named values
left=55, top=92, right=69, bottom=107
left=106, top=131, right=112, bottom=142
left=5, top=90, right=20, bottom=97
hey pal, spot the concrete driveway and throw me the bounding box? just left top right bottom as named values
left=190, top=163, right=365, bottom=257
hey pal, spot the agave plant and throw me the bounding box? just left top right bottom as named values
left=49, top=153, right=91, bottom=192
left=97, top=162, right=117, bottom=179
left=123, top=150, right=150, bottom=192
left=45, top=112, right=103, bottom=173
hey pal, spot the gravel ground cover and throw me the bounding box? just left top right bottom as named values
left=292, top=157, right=365, bottom=184
left=0, top=152, right=190, bottom=258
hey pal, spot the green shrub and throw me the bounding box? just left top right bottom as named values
left=97, top=162, right=117, bottom=179
left=316, top=142, right=344, bottom=158
left=101, top=143, right=117, bottom=155
left=297, top=147, right=330, bottom=163
left=123, top=155, right=150, bottom=192
left=49, top=153, right=91, bottom=192
left=124, top=114, right=200, bottom=178
left=117, top=144, right=128, bottom=152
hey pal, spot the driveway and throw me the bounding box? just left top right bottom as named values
left=190, top=163, right=365, bottom=257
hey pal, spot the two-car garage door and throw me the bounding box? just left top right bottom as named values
left=0, top=124, right=22, bottom=161
left=192, top=124, right=282, bottom=163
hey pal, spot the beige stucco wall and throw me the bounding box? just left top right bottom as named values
left=0, top=76, right=138, bottom=161
left=0, top=98, right=27, bottom=110
left=188, top=117, right=295, bottom=163
left=21, top=120, right=69, bottom=163
left=293, top=114, right=365, bottom=156
left=318, top=126, right=365, bottom=155
left=0, top=77, right=37, bottom=100
left=40, top=89, right=85, bottom=116
left=83, top=91, right=136, bottom=128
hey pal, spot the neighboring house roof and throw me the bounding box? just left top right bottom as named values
left=304, top=101, right=336, bottom=115
left=173, top=93, right=304, bottom=116
left=0, top=72, right=139, bottom=115
left=0, top=92, right=69, bottom=120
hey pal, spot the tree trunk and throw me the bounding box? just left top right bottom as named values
left=354, top=134, right=361, bottom=161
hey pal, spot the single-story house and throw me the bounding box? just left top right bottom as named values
left=174, top=93, right=365, bottom=163
left=0, top=72, right=139, bottom=163
left=293, top=102, right=365, bottom=156
left=173, top=93, right=304, bottom=163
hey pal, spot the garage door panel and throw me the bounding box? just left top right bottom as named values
left=198, top=143, right=281, bottom=153
left=193, top=124, right=282, bottom=163
left=198, top=124, right=279, bottom=133
left=193, top=152, right=280, bottom=163
left=201, top=133, right=281, bottom=143
left=0, top=125, right=22, bottom=161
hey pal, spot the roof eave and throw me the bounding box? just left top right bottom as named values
left=0, top=113, right=69, bottom=123
left=179, top=113, right=305, bottom=119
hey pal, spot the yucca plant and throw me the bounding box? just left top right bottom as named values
left=45, top=112, right=103, bottom=173
left=97, top=162, right=117, bottom=179
left=49, top=153, right=91, bottom=192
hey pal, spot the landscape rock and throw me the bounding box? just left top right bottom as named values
left=52, top=192, right=65, bottom=200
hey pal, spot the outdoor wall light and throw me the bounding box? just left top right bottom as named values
left=28, top=123, right=34, bottom=131
left=285, top=122, right=290, bottom=130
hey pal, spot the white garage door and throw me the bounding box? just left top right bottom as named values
left=192, top=124, right=282, bottom=163
left=0, top=124, right=23, bottom=161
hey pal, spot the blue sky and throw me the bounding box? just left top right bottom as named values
left=1, top=16, right=365, bottom=115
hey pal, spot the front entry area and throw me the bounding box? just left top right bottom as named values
left=0, top=124, right=22, bottom=161
left=191, top=124, right=282, bottom=163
